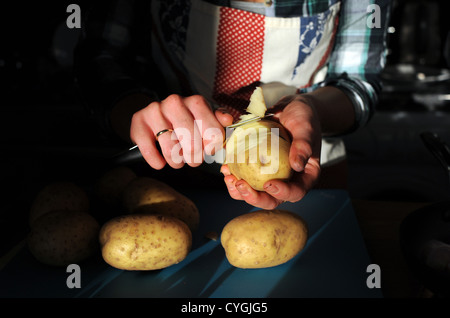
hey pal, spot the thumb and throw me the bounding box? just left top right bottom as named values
left=289, top=139, right=313, bottom=172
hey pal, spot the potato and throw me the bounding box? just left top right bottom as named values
left=221, top=209, right=308, bottom=269
left=99, top=214, right=192, bottom=270
left=246, top=86, right=267, bottom=118
left=29, top=181, right=90, bottom=227
left=27, top=210, right=100, bottom=266
left=225, top=87, right=293, bottom=191
left=226, top=120, right=292, bottom=191
left=95, top=166, right=137, bottom=207
left=122, top=177, right=199, bottom=231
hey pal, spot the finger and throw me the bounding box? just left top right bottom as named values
left=220, top=164, right=231, bottom=176
left=130, top=107, right=167, bottom=170
left=300, top=157, right=322, bottom=192
left=263, top=179, right=306, bottom=203
left=289, top=138, right=313, bottom=172
left=235, top=180, right=282, bottom=209
left=160, top=95, right=202, bottom=167
left=184, top=95, right=226, bottom=156
left=264, top=157, right=321, bottom=202
left=215, top=110, right=235, bottom=155
left=223, top=175, right=243, bottom=201
left=143, top=102, right=185, bottom=169
left=214, top=109, right=234, bottom=127
left=280, top=112, right=315, bottom=173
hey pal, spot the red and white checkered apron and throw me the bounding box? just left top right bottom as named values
left=152, top=0, right=341, bottom=121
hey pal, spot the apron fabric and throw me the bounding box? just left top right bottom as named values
left=151, top=0, right=346, bottom=166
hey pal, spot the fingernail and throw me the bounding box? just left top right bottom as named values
left=225, top=177, right=234, bottom=186
left=294, top=155, right=305, bottom=172
left=264, top=182, right=279, bottom=194
left=220, top=167, right=229, bottom=176
left=237, top=183, right=249, bottom=196
left=217, top=107, right=229, bottom=114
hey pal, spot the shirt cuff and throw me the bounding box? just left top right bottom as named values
left=300, top=72, right=379, bottom=135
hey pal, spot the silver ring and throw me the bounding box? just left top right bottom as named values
left=155, top=128, right=174, bottom=141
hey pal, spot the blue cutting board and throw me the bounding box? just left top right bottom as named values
left=0, top=189, right=382, bottom=298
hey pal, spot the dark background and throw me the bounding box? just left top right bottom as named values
left=0, top=0, right=449, bottom=297
left=0, top=1, right=96, bottom=146
left=1, top=0, right=449, bottom=194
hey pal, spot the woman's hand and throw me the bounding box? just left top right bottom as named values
left=130, top=94, right=233, bottom=170
left=221, top=95, right=322, bottom=209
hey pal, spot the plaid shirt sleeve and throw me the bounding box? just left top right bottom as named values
left=74, top=0, right=161, bottom=139
left=305, top=0, right=391, bottom=133
left=271, top=0, right=392, bottom=133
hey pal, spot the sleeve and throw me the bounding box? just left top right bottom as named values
left=312, top=0, right=392, bottom=134
left=73, top=0, right=163, bottom=138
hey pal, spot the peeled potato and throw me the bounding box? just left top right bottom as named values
left=122, top=177, right=199, bottom=231
left=225, top=87, right=293, bottom=191
left=99, top=214, right=192, bottom=270
left=29, top=182, right=90, bottom=227
left=246, top=86, right=267, bottom=118
left=27, top=210, right=100, bottom=266
left=221, top=209, right=308, bottom=269
left=95, top=166, right=137, bottom=207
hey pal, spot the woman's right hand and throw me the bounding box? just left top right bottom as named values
left=130, top=94, right=233, bottom=170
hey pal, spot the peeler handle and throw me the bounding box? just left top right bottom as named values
left=109, top=145, right=144, bottom=166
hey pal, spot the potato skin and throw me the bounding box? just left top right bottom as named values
left=122, top=177, right=199, bottom=231
left=99, top=214, right=192, bottom=271
left=221, top=210, right=308, bottom=269
left=29, top=182, right=90, bottom=227
left=27, top=210, right=100, bottom=266
left=226, top=120, right=293, bottom=191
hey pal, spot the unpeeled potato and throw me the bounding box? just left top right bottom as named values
left=27, top=210, right=100, bottom=266
left=29, top=182, right=90, bottom=227
left=221, top=209, right=308, bottom=269
left=99, top=214, right=192, bottom=270
left=122, top=177, right=199, bottom=231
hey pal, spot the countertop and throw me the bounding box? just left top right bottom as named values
left=0, top=105, right=441, bottom=298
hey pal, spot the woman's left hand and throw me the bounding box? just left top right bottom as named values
left=220, top=95, right=322, bottom=209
